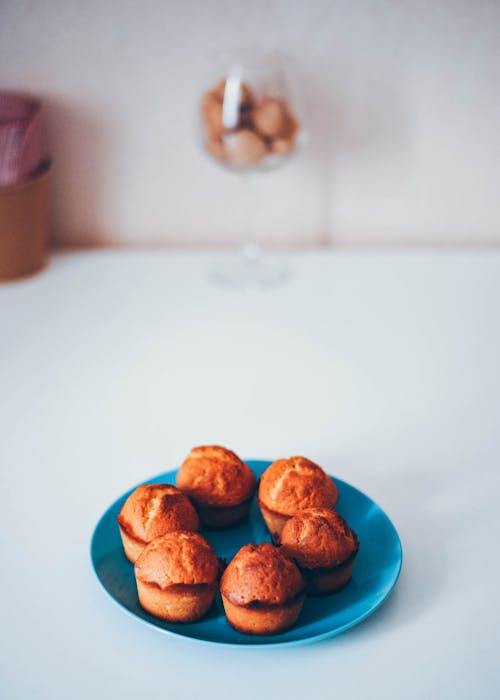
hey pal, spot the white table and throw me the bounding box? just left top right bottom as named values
left=1, top=249, right=499, bottom=700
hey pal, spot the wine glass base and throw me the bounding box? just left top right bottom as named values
left=209, top=251, right=288, bottom=290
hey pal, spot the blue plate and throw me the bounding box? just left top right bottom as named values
left=90, top=461, right=402, bottom=647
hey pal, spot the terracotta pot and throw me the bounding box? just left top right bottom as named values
left=0, top=161, right=51, bottom=281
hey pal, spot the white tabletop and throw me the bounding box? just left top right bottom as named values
left=1, top=249, right=499, bottom=699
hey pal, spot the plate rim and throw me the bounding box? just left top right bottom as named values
left=90, top=461, right=403, bottom=648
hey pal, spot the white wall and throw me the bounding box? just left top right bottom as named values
left=1, top=0, right=499, bottom=248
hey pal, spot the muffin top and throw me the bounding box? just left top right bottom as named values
left=280, top=508, right=359, bottom=569
left=118, top=484, right=199, bottom=543
left=176, top=445, right=256, bottom=507
left=258, top=456, right=338, bottom=516
left=220, top=542, right=304, bottom=606
left=134, top=532, right=218, bottom=589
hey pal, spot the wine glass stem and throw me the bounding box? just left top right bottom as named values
left=239, top=173, right=261, bottom=267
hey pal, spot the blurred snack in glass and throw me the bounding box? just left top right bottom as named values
left=200, top=77, right=301, bottom=170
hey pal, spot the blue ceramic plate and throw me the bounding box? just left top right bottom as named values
left=91, top=461, right=402, bottom=647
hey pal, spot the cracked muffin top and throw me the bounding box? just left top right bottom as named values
left=220, top=542, right=304, bottom=606
left=280, top=508, right=359, bottom=569
left=258, top=456, right=338, bottom=516
left=134, top=531, right=218, bottom=589
left=117, top=483, right=199, bottom=543
left=176, top=445, right=256, bottom=507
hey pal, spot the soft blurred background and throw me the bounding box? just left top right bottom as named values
left=2, top=4, right=500, bottom=698
left=1, top=0, right=499, bottom=249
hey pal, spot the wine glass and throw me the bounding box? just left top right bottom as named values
left=198, top=50, right=307, bottom=288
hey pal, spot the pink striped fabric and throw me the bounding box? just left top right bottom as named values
left=0, top=91, right=47, bottom=185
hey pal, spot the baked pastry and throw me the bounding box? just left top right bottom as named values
left=134, top=531, right=218, bottom=622
left=176, top=445, right=256, bottom=528
left=258, top=456, right=338, bottom=539
left=280, top=508, right=359, bottom=595
left=220, top=542, right=305, bottom=635
left=200, top=77, right=300, bottom=168
left=117, top=484, right=199, bottom=563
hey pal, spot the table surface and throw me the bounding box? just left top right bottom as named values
left=1, top=249, right=499, bottom=700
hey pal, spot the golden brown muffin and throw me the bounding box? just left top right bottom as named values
left=117, top=484, right=199, bottom=563
left=220, top=542, right=305, bottom=635
left=258, top=456, right=338, bottom=539
left=176, top=445, right=256, bottom=529
left=134, top=531, right=218, bottom=622
left=280, top=508, right=359, bottom=595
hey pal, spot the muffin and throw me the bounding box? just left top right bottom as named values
left=258, top=456, right=338, bottom=539
left=134, top=531, right=218, bottom=622
left=176, top=445, right=256, bottom=528
left=117, top=484, right=199, bottom=563
left=220, top=542, right=305, bottom=635
left=280, top=508, right=359, bottom=595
